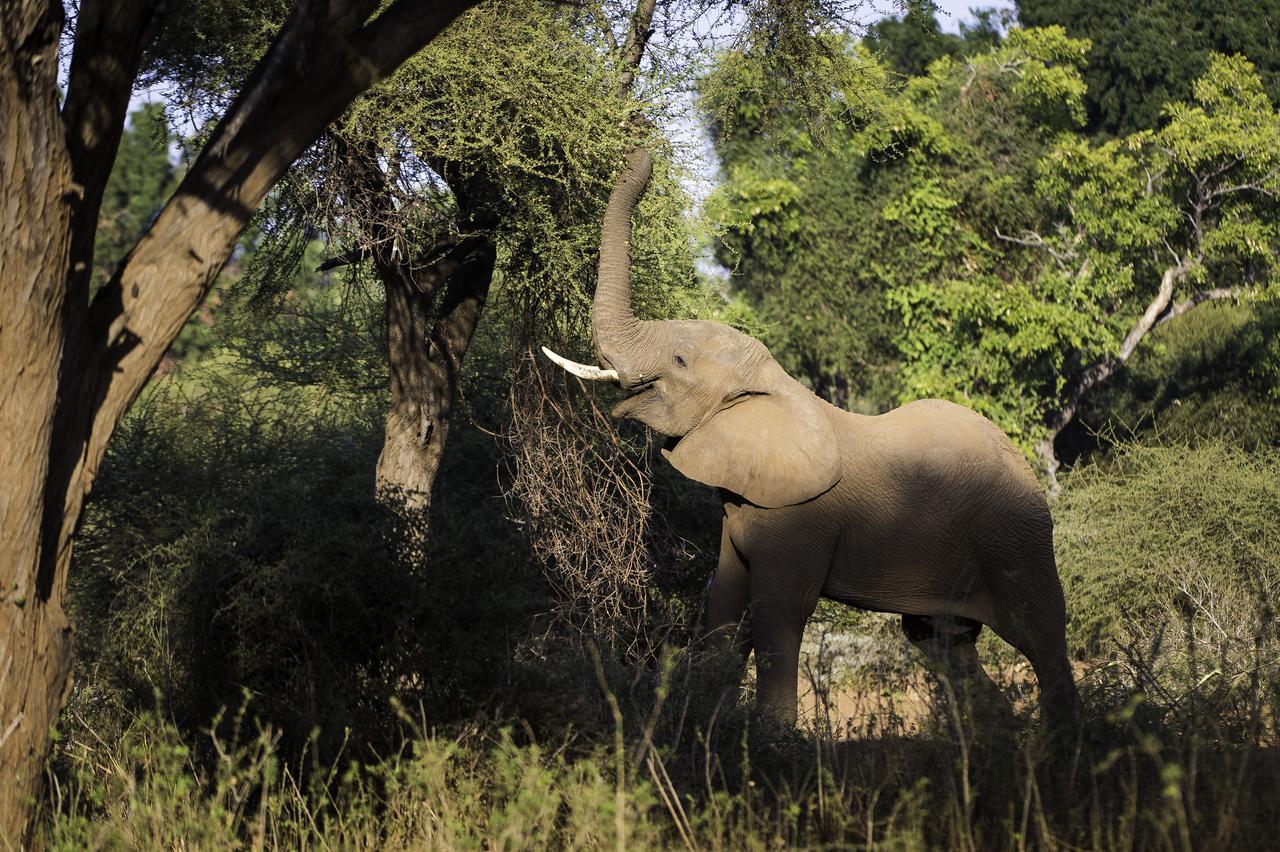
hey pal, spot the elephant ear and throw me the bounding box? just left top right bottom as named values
left=661, top=389, right=841, bottom=508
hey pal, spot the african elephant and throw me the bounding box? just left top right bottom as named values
left=543, top=147, right=1080, bottom=731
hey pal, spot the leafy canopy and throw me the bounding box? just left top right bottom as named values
left=895, top=52, right=1280, bottom=448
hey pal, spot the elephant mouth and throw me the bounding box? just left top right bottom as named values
left=609, top=380, right=657, bottom=420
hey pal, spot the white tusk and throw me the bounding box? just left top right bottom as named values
left=540, top=346, right=619, bottom=382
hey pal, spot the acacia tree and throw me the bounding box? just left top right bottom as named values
left=0, top=0, right=479, bottom=838
left=315, top=0, right=657, bottom=515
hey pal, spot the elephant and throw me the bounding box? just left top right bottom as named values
left=543, top=147, right=1081, bottom=732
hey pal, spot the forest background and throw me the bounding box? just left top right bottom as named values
left=8, top=0, right=1280, bottom=847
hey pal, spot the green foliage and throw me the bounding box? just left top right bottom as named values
left=863, top=4, right=1004, bottom=78
left=140, top=0, right=289, bottom=116
left=1055, top=441, right=1280, bottom=661
left=707, top=26, right=1090, bottom=413
left=66, top=356, right=546, bottom=765
left=53, top=6, right=1280, bottom=849
left=1016, top=0, right=1280, bottom=135
left=893, top=51, right=1280, bottom=452
left=710, top=23, right=1278, bottom=457
left=1074, top=301, right=1280, bottom=451
left=93, top=104, right=176, bottom=289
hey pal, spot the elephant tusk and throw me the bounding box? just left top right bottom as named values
left=540, top=346, right=620, bottom=382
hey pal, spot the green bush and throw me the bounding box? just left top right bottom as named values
left=1056, top=440, right=1280, bottom=658
left=1070, top=300, right=1280, bottom=458
left=65, top=367, right=549, bottom=768
left=54, top=425, right=1280, bottom=850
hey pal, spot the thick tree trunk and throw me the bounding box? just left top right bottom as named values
left=0, top=0, right=478, bottom=840
left=376, top=238, right=496, bottom=514
left=1, top=2, right=78, bottom=839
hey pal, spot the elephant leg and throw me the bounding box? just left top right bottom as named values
left=748, top=562, right=821, bottom=726
left=979, top=530, right=1082, bottom=738
left=702, top=520, right=752, bottom=659
left=902, top=614, right=1014, bottom=734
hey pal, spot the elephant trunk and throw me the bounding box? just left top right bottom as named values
left=592, top=147, right=655, bottom=380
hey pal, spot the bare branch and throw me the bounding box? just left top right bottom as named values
left=1206, top=166, right=1280, bottom=200
left=1037, top=257, right=1194, bottom=495
left=1157, top=287, right=1243, bottom=328
left=994, top=227, right=1077, bottom=270
left=617, top=0, right=658, bottom=95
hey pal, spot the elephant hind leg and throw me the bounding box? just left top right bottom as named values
left=982, top=593, right=1081, bottom=738
left=979, top=548, right=1081, bottom=737
left=979, top=505, right=1082, bottom=737
left=902, top=614, right=1014, bottom=733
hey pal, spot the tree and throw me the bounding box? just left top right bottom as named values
left=315, top=1, right=660, bottom=515
left=705, top=26, right=1086, bottom=411
left=92, top=104, right=177, bottom=290
left=895, top=53, right=1280, bottom=490
left=1016, top=0, right=1280, bottom=135
left=0, top=0, right=478, bottom=839
left=709, top=25, right=1278, bottom=491
left=863, top=2, right=1003, bottom=78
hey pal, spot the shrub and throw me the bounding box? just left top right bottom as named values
left=1055, top=440, right=1280, bottom=659
left=64, top=367, right=548, bottom=769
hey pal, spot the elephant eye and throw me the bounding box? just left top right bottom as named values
left=674, top=354, right=687, bottom=368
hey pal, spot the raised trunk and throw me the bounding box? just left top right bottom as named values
left=376, top=238, right=496, bottom=515
left=591, top=147, right=654, bottom=371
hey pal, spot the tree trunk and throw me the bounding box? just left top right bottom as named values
left=1, top=1, right=78, bottom=838
left=376, top=238, right=496, bottom=515
left=328, top=136, right=499, bottom=518
left=0, top=0, right=479, bottom=840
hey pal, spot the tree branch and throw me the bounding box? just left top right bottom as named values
left=1036, top=257, right=1193, bottom=496
left=617, top=0, right=657, bottom=94
left=994, top=227, right=1078, bottom=270
left=43, top=0, right=480, bottom=578
left=1157, top=287, right=1242, bottom=327
left=60, top=0, right=165, bottom=332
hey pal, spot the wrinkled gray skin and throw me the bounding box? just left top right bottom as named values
left=552, top=148, right=1080, bottom=731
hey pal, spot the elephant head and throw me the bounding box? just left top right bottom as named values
left=543, top=148, right=841, bottom=508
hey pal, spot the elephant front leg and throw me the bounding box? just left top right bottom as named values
left=703, top=520, right=752, bottom=657
left=749, top=590, right=820, bottom=727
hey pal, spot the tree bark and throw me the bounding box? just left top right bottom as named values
left=329, top=136, right=500, bottom=517
left=375, top=236, right=496, bottom=514
left=0, top=2, right=77, bottom=839
left=0, top=0, right=478, bottom=840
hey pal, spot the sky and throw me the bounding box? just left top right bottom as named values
left=931, top=0, right=1018, bottom=32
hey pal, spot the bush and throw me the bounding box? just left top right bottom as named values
left=64, top=367, right=549, bottom=769
left=1055, top=440, right=1280, bottom=658
left=1065, top=300, right=1280, bottom=461
left=53, top=430, right=1280, bottom=849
